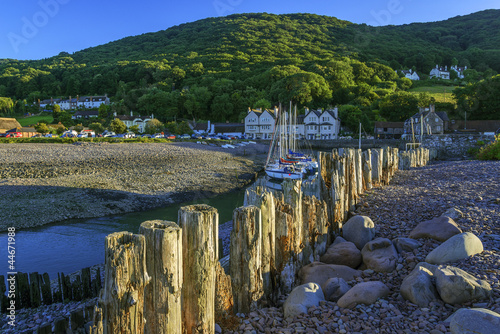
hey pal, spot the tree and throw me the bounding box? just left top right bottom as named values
left=89, top=122, right=105, bottom=134
left=129, top=125, right=140, bottom=134
left=177, top=121, right=192, bottom=134
left=34, top=123, right=49, bottom=134
left=110, top=118, right=127, bottom=134
left=270, top=72, right=331, bottom=106
left=183, top=86, right=212, bottom=121
left=145, top=119, right=164, bottom=134
left=0, top=97, right=14, bottom=116
left=378, top=91, right=420, bottom=121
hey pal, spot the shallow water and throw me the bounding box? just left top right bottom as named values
left=0, top=188, right=246, bottom=278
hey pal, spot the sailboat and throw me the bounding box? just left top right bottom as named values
left=265, top=104, right=318, bottom=180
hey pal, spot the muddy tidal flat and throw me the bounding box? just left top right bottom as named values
left=0, top=142, right=267, bottom=230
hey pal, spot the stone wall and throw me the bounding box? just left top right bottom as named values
left=422, top=134, right=496, bottom=159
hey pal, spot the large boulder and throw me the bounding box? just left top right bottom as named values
left=361, top=238, right=398, bottom=272
left=321, top=277, right=350, bottom=302
left=425, top=232, right=483, bottom=264
left=392, top=237, right=422, bottom=253
left=337, top=281, right=390, bottom=309
left=283, top=283, right=325, bottom=318
left=298, top=262, right=362, bottom=287
left=449, top=308, right=500, bottom=334
left=320, top=238, right=362, bottom=268
left=435, top=265, right=492, bottom=305
left=409, top=216, right=462, bottom=242
left=400, top=263, right=439, bottom=307
left=342, top=216, right=375, bottom=249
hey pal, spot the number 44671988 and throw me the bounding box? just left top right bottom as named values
left=7, top=227, right=15, bottom=271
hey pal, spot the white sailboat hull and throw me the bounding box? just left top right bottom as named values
left=265, top=167, right=303, bottom=180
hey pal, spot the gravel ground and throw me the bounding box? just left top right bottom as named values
left=0, top=141, right=268, bottom=231
left=228, top=160, right=500, bottom=333
left=2, top=159, right=499, bottom=333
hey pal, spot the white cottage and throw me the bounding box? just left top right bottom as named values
left=402, top=69, right=420, bottom=81
left=244, top=107, right=277, bottom=139
left=429, top=65, right=450, bottom=80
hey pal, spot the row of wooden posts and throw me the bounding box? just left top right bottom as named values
left=86, top=146, right=430, bottom=334
left=0, top=268, right=102, bottom=313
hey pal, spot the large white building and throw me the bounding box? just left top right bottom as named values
left=429, top=65, right=450, bottom=80
left=244, top=107, right=340, bottom=140
left=116, top=112, right=154, bottom=133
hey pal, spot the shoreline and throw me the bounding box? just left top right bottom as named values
left=0, top=141, right=268, bottom=231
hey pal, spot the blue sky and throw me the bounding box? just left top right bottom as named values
left=1, top=0, right=499, bottom=60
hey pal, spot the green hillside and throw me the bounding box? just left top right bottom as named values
left=0, top=10, right=499, bottom=127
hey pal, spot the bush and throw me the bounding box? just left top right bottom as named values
left=476, top=136, right=500, bottom=160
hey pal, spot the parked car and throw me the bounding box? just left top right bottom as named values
left=6, top=132, right=22, bottom=138
left=166, top=134, right=176, bottom=139
left=0, top=133, right=8, bottom=138
left=179, top=134, right=190, bottom=139
left=191, top=134, right=202, bottom=139
left=103, top=131, right=116, bottom=138
left=77, top=133, right=88, bottom=138
left=142, top=134, right=152, bottom=138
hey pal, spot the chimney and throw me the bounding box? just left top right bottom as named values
left=445, top=66, right=447, bottom=71
left=113, top=112, right=117, bottom=117
left=130, top=111, right=133, bottom=117
left=465, top=65, right=467, bottom=70
left=305, top=107, right=309, bottom=114
left=248, top=107, right=251, bottom=113
left=208, top=120, right=211, bottom=132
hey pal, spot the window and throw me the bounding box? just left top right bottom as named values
left=436, top=126, right=441, bottom=131
left=435, top=118, right=439, bottom=122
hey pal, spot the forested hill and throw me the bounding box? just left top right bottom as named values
left=1, top=10, right=499, bottom=124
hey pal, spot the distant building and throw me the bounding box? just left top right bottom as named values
left=401, top=69, right=420, bottom=80
left=429, top=65, right=450, bottom=80
left=244, top=106, right=340, bottom=140
left=450, top=65, right=467, bottom=79
left=115, top=112, right=153, bottom=133
left=0, top=117, right=22, bottom=133
left=374, top=122, right=405, bottom=139
left=39, top=95, right=110, bottom=110
left=244, top=107, right=277, bottom=140
left=72, top=110, right=99, bottom=120
left=404, top=105, right=447, bottom=136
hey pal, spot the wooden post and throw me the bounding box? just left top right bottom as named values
left=282, top=179, right=303, bottom=261
left=354, top=149, right=363, bottom=196
left=82, top=267, right=92, bottom=300
left=179, top=205, right=218, bottom=334
left=40, top=273, right=52, bottom=305
left=371, top=148, right=382, bottom=186
left=0, top=275, right=6, bottom=313
left=100, top=232, right=149, bottom=334
left=302, top=196, right=329, bottom=263
left=362, top=149, right=372, bottom=190
left=274, top=200, right=296, bottom=295
left=257, top=191, right=276, bottom=306
left=230, top=206, right=263, bottom=314
left=72, top=275, right=82, bottom=301
left=91, top=268, right=102, bottom=298
left=139, top=220, right=183, bottom=334
left=16, top=272, right=30, bottom=308
left=90, top=306, right=104, bottom=334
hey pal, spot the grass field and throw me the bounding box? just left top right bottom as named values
left=409, top=85, right=458, bottom=104
left=17, top=115, right=54, bottom=127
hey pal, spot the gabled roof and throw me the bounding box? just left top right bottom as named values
left=193, top=122, right=208, bottom=131
left=322, top=109, right=339, bottom=120
left=436, top=111, right=450, bottom=122
left=74, top=110, right=99, bottom=116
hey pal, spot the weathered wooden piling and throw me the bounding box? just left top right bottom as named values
left=274, top=199, right=296, bottom=295
left=40, top=273, right=52, bottom=305
left=302, top=195, right=329, bottom=263
left=179, top=205, right=218, bottom=334
left=81, top=268, right=92, bottom=300
left=230, top=206, right=264, bottom=313
left=30, top=272, right=42, bottom=307
left=371, top=148, right=383, bottom=186
left=16, top=272, right=30, bottom=308
left=100, top=232, right=149, bottom=334
left=362, top=149, right=372, bottom=190
left=139, top=220, right=183, bottom=334
left=282, top=179, right=303, bottom=261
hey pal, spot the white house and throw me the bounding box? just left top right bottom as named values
left=450, top=65, right=467, bottom=79
left=304, top=108, right=340, bottom=140
left=245, top=107, right=340, bottom=140
left=401, top=69, right=420, bottom=80
left=244, top=107, right=277, bottom=139
left=429, top=65, right=450, bottom=80
left=116, top=112, right=153, bottom=133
